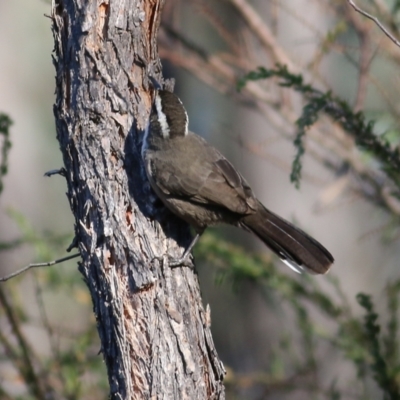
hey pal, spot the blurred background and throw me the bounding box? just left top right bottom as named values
left=1, top=0, right=400, bottom=399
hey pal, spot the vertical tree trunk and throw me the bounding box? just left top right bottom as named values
left=51, top=0, right=225, bottom=398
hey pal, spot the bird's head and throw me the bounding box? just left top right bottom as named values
left=150, top=90, right=189, bottom=139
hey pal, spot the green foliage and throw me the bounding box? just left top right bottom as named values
left=0, top=113, right=12, bottom=195
left=357, top=293, right=400, bottom=399
left=196, top=230, right=400, bottom=399
left=196, top=231, right=341, bottom=318
left=238, top=65, right=400, bottom=189
left=0, top=211, right=107, bottom=399
left=392, top=0, right=400, bottom=15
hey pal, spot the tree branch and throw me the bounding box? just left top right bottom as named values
left=347, top=0, right=400, bottom=48
left=0, top=253, right=80, bottom=282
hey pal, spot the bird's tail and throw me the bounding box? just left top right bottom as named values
left=240, top=203, right=334, bottom=274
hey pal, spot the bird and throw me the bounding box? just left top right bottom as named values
left=141, top=89, right=334, bottom=274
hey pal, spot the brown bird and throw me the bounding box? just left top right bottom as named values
left=142, top=89, right=334, bottom=274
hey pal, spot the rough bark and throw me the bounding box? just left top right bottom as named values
left=51, top=0, right=225, bottom=398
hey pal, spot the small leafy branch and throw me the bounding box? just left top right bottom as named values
left=357, top=293, right=400, bottom=400
left=0, top=211, right=106, bottom=399
left=196, top=231, right=400, bottom=398
left=0, top=113, right=12, bottom=195
left=238, top=65, right=400, bottom=189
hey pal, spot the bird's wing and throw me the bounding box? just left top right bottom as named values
left=149, top=143, right=257, bottom=215
left=196, top=157, right=258, bottom=214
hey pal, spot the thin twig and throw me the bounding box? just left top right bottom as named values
left=347, top=0, right=400, bottom=48
left=194, top=0, right=242, bottom=56
left=33, top=273, right=67, bottom=390
left=225, top=0, right=298, bottom=72
left=44, top=167, right=66, bottom=177
left=354, top=39, right=371, bottom=111
left=0, top=253, right=80, bottom=282
left=0, top=286, right=44, bottom=398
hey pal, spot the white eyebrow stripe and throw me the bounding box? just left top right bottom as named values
left=155, top=94, right=170, bottom=138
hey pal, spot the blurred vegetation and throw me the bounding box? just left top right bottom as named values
left=2, top=193, right=399, bottom=398
left=238, top=65, right=400, bottom=190
left=195, top=231, right=400, bottom=399
left=0, top=125, right=108, bottom=399
left=4, top=222, right=400, bottom=400
left=0, top=113, right=12, bottom=196
left=4, top=217, right=400, bottom=399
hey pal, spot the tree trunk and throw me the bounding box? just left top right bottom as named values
left=50, top=0, right=225, bottom=398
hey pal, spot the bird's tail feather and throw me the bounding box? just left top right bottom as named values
left=241, top=203, right=334, bottom=274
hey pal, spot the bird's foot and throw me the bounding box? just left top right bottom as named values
left=168, top=254, right=194, bottom=268
left=153, top=233, right=202, bottom=269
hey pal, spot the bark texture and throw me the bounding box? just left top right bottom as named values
left=51, top=0, right=225, bottom=398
